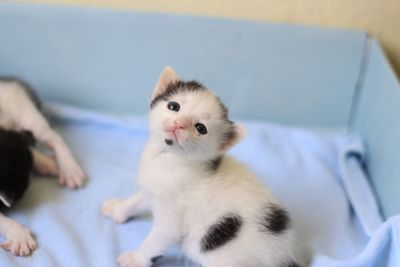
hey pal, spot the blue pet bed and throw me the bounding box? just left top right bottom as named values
left=0, top=3, right=399, bottom=267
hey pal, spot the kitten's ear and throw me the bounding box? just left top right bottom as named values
left=151, top=66, right=179, bottom=100
left=221, top=123, right=246, bottom=152
left=0, top=191, right=12, bottom=208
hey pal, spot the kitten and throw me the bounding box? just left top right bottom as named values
left=0, top=78, right=85, bottom=256
left=102, top=67, right=299, bottom=267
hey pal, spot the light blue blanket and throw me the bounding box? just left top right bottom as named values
left=0, top=103, right=398, bottom=267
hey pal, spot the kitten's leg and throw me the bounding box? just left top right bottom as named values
left=4, top=88, right=85, bottom=188
left=0, top=213, right=37, bottom=256
left=118, top=220, right=179, bottom=267
left=31, top=148, right=59, bottom=177
left=102, top=192, right=148, bottom=223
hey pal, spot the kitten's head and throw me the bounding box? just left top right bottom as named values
left=0, top=128, right=32, bottom=208
left=149, top=67, right=245, bottom=161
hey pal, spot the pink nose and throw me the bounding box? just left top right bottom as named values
left=173, top=120, right=186, bottom=131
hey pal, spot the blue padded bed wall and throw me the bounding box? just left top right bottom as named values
left=0, top=2, right=400, bottom=267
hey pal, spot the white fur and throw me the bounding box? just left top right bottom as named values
left=0, top=79, right=85, bottom=256
left=103, top=67, right=297, bottom=267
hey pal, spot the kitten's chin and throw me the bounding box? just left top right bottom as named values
left=162, top=135, right=182, bottom=148
left=162, top=140, right=220, bottom=162
left=163, top=137, right=184, bottom=149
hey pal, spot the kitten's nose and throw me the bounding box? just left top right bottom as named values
left=174, top=119, right=186, bottom=130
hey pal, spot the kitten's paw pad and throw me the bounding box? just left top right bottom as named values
left=102, top=198, right=129, bottom=223
left=1, top=225, right=37, bottom=256
left=118, top=251, right=146, bottom=267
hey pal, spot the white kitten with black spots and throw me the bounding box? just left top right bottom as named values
left=0, top=78, right=85, bottom=256
left=103, top=67, right=299, bottom=267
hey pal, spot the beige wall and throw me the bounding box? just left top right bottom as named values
left=12, top=0, right=400, bottom=75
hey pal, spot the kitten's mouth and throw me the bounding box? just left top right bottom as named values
left=165, top=130, right=177, bottom=140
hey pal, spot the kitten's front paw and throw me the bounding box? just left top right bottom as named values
left=102, top=198, right=130, bottom=223
left=1, top=224, right=37, bottom=256
left=58, top=156, right=85, bottom=189
left=118, top=251, right=146, bottom=267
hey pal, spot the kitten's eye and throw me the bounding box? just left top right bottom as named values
left=195, top=123, right=208, bottom=135
left=167, top=102, right=180, bottom=112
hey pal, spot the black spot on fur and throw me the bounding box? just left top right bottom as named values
left=165, top=139, right=173, bottom=145
left=0, top=77, right=42, bottom=110
left=151, top=255, right=163, bottom=264
left=0, top=128, right=33, bottom=209
left=207, top=156, right=223, bottom=172
left=260, top=204, right=290, bottom=234
left=200, top=213, right=243, bottom=252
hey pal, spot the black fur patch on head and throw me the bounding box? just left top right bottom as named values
left=0, top=128, right=33, bottom=209
left=151, top=255, right=163, bottom=263
left=150, top=80, right=205, bottom=109
left=207, top=156, right=223, bottom=173
left=165, top=139, right=173, bottom=145
left=200, top=213, right=243, bottom=253
left=260, top=204, right=290, bottom=235
left=0, top=77, right=42, bottom=110
left=150, top=80, right=231, bottom=121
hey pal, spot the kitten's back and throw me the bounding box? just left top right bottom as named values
left=181, top=156, right=299, bottom=267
